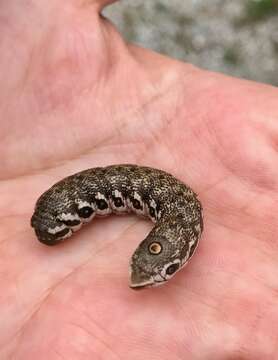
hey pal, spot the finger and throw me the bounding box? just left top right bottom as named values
left=79, top=0, right=119, bottom=10
left=95, top=0, right=119, bottom=6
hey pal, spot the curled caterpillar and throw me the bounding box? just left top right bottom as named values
left=31, top=164, right=203, bottom=289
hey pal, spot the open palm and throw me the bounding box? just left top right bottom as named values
left=1, top=1, right=278, bottom=359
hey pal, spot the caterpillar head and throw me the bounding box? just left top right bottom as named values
left=129, top=220, right=197, bottom=289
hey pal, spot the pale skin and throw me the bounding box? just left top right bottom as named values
left=0, top=0, right=278, bottom=358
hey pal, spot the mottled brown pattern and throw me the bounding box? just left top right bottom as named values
left=31, top=164, right=203, bottom=288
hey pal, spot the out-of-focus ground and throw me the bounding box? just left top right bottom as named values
left=104, top=0, right=278, bottom=85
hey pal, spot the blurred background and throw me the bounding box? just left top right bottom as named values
left=104, top=0, right=278, bottom=86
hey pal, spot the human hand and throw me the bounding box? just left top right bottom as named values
left=1, top=1, right=278, bottom=358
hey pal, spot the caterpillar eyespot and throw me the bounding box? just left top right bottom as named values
left=148, top=242, right=162, bottom=255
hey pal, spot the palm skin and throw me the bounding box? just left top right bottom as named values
left=0, top=0, right=278, bottom=359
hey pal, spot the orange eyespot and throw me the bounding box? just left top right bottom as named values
left=148, top=242, right=162, bottom=255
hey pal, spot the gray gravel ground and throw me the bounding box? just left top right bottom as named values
left=104, top=0, right=278, bottom=86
